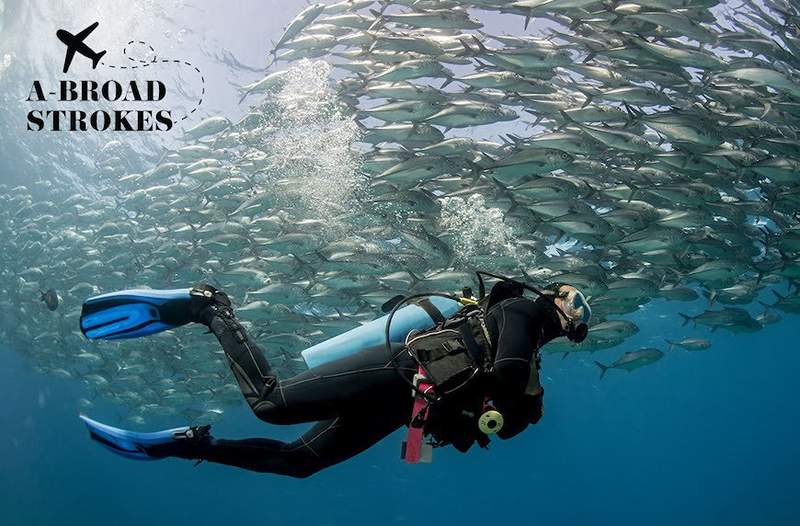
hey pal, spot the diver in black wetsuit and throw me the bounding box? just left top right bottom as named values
left=147, top=280, right=592, bottom=478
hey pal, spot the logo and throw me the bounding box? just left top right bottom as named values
left=26, top=22, right=203, bottom=132
left=56, top=22, right=106, bottom=74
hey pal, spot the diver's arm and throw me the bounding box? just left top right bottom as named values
left=491, top=298, right=541, bottom=397
left=495, top=367, right=544, bottom=439
left=489, top=298, right=545, bottom=438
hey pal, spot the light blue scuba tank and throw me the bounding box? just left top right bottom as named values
left=301, top=296, right=463, bottom=368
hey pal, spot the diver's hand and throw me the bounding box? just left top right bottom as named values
left=523, top=355, right=542, bottom=397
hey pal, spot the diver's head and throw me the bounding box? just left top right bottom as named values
left=539, top=283, right=591, bottom=343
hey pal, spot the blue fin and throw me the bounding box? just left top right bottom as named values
left=80, top=288, right=192, bottom=340
left=79, top=415, right=191, bottom=460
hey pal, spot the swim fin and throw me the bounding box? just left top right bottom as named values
left=79, top=415, right=207, bottom=460
left=80, top=288, right=194, bottom=340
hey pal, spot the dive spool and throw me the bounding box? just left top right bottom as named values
left=478, top=409, right=504, bottom=435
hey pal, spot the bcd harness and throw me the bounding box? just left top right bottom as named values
left=388, top=292, right=501, bottom=464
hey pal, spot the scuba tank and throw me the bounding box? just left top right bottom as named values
left=300, top=296, right=463, bottom=368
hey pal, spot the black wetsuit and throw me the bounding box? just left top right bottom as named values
left=155, top=293, right=563, bottom=478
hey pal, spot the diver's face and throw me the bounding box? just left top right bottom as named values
left=552, top=285, right=591, bottom=330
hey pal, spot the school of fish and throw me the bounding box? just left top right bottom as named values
left=2, top=0, right=800, bottom=423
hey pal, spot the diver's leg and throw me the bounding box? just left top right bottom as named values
left=194, top=287, right=279, bottom=412
left=157, top=407, right=409, bottom=478
left=196, top=286, right=415, bottom=425
left=246, top=342, right=415, bottom=425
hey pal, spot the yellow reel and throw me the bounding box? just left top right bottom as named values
left=478, top=409, right=504, bottom=434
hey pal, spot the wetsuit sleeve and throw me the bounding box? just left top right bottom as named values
left=488, top=298, right=546, bottom=439
left=491, top=298, right=540, bottom=397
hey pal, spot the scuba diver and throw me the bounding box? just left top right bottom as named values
left=79, top=274, right=591, bottom=478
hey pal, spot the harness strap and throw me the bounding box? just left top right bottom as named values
left=458, top=321, right=486, bottom=367
left=415, top=298, right=446, bottom=324
left=402, top=366, right=434, bottom=464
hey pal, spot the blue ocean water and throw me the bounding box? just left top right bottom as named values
left=2, top=298, right=798, bottom=525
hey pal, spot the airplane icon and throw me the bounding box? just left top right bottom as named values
left=56, top=22, right=107, bottom=74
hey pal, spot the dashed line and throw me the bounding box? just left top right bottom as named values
left=100, top=40, right=204, bottom=121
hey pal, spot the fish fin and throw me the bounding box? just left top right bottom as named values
left=575, top=180, right=595, bottom=201
left=405, top=270, right=423, bottom=289
left=708, top=289, right=717, bottom=307
left=623, top=102, right=643, bottom=125
left=678, top=313, right=694, bottom=327
left=488, top=175, right=509, bottom=191
left=559, top=109, right=576, bottom=124
left=593, top=360, right=609, bottom=379
left=578, top=90, right=593, bottom=108
left=625, top=181, right=639, bottom=203
left=396, top=144, right=415, bottom=155
left=561, top=352, right=568, bottom=360
left=664, top=339, right=675, bottom=351
left=457, top=38, right=473, bottom=56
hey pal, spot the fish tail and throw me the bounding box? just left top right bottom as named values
left=292, top=253, right=309, bottom=268
left=473, top=58, right=492, bottom=71
left=471, top=34, right=488, bottom=54
left=664, top=339, right=676, bottom=351
left=367, top=9, right=385, bottom=32
left=593, top=360, right=609, bottom=379
left=678, top=313, right=694, bottom=327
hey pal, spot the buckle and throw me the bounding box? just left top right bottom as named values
left=412, top=372, right=425, bottom=397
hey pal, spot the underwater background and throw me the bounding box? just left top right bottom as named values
left=1, top=0, right=800, bottom=524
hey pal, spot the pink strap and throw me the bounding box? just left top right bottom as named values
left=403, top=367, right=433, bottom=464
